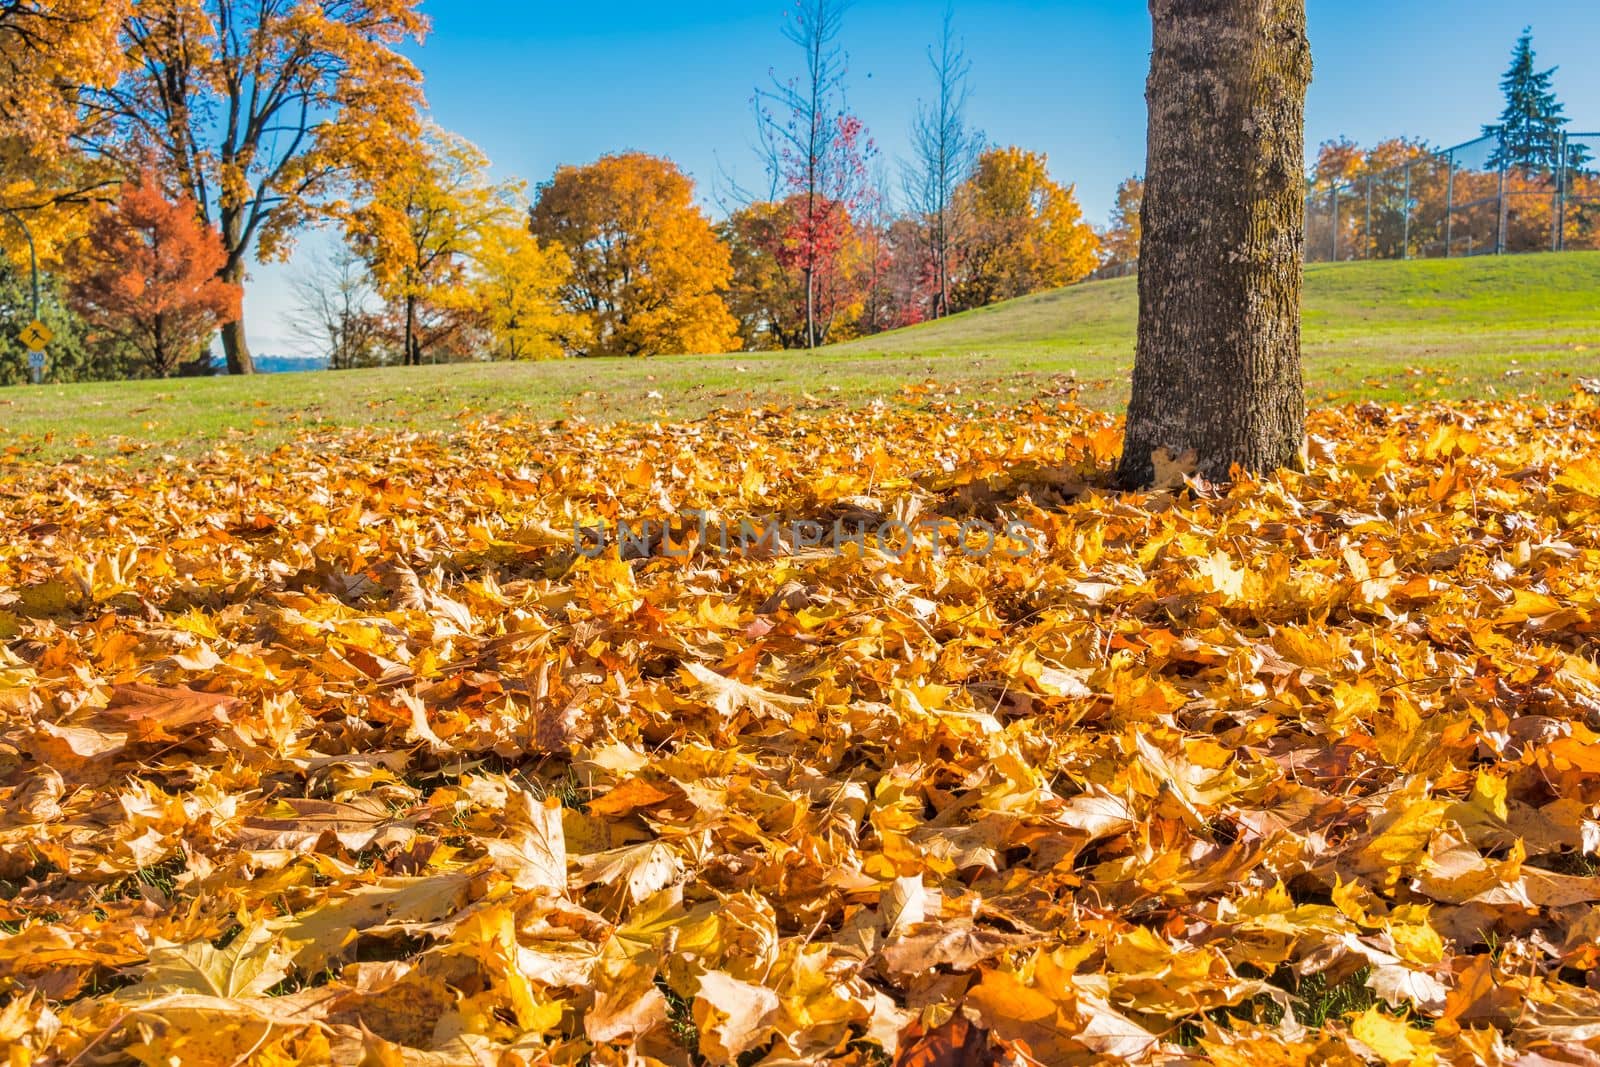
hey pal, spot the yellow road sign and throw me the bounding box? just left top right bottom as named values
left=19, top=320, right=52, bottom=351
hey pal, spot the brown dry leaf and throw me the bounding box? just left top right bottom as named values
left=486, top=793, right=567, bottom=893
left=879, top=920, right=1039, bottom=978
left=683, top=661, right=810, bottom=722
left=105, top=682, right=237, bottom=740
left=588, top=777, right=679, bottom=817
left=895, top=1015, right=1006, bottom=1067
left=275, top=873, right=477, bottom=969
left=1150, top=446, right=1199, bottom=490
left=572, top=840, right=683, bottom=906
left=237, top=796, right=416, bottom=852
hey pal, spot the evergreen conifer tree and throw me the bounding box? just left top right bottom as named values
left=1485, top=29, right=1574, bottom=171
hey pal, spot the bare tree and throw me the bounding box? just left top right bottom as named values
left=286, top=246, right=381, bottom=370
left=857, top=159, right=896, bottom=335
left=1117, top=0, right=1312, bottom=487
left=905, top=4, right=981, bottom=320
left=755, top=0, right=873, bottom=349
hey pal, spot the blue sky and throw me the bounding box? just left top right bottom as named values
left=251, top=0, right=1600, bottom=357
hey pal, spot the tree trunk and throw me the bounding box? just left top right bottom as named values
left=153, top=315, right=170, bottom=379
left=937, top=212, right=949, bottom=319
left=404, top=295, right=418, bottom=366
left=220, top=317, right=254, bottom=376
left=1117, top=0, right=1312, bottom=487
left=804, top=265, right=816, bottom=349
left=218, top=262, right=255, bottom=375
left=219, top=223, right=255, bottom=376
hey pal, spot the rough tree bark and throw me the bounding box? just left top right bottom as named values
left=1117, top=0, right=1312, bottom=487
left=219, top=262, right=254, bottom=376
left=218, top=209, right=254, bottom=375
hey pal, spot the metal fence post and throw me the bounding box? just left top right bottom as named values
left=1365, top=177, right=1373, bottom=259
left=1331, top=186, right=1339, bottom=261
left=1556, top=132, right=1567, bottom=252
left=1402, top=162, right=1412, bottom=259
left=1445, top=150, right=1455, bottom=257
left=1496, top=158, right=1507, bottom=255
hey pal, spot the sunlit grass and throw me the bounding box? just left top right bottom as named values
left=3, top=252, right=1595, bottom=462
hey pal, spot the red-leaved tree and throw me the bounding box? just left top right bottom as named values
left=756, top=0, right=877, bottom=349
left=69, top=174, right=242, bottom=377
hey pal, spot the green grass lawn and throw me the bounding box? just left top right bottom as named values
left=4, top=252, right=1597, bottom=462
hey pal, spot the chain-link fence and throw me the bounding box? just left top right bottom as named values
left=1305, top=130, right=1600, bottom=262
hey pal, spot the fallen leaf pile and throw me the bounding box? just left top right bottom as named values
left=2, top=391, right=1600, bottom=1065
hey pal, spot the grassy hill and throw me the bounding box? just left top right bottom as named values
left=834, top=251, right=1600, bottom=372
left=4, top=252, right=1597, bottom=460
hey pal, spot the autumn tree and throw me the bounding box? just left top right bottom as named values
left=81, top=0, right=427, bottom=375
left=1118, top=0, right=1312, bottom=487
left=721, top=195, right=874, bottom=350
left=755, top=0, right=876, bottom=349
left=345, top=131, right=575, bottom=366
left=905, top=4, right=981, bottom=319
left=1311, top=136, right=1365, bottom=189
left=855, top=169, right=900, bottom=335
left=721, top=201, right=800, bottom=351
left=473, top=222, right=584, bottom=362
left=0, top=4, right=127, bottom=270
left=950, top=147, right=1100, bottom=311
left=347, top=126, right=518, bottom=366
left=347, top=124, right=521, bottom=364
left=1305, top=136, right=1443, bottom=261
left=530, top=153, right=739, bottom=358
left=879, top=215, right=938, bottom=329
left=1100, top=175, right=1143, bottom=269
left=0, top=0, right=124, bottom=152
left=67, top=174, right=241, bottom=378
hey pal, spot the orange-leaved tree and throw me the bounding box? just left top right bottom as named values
left=951, top=146, right=1100, bottom=311
left=80, top=0, right=427, bottom=375
left=530, top=152, right=739, bottom=358
left=1306, top=136, right=1437, bottom=259
left=67, top=174, right=240, bottom=378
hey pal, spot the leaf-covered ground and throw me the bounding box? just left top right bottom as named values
left=2, top=391, right=1600, bottom=1065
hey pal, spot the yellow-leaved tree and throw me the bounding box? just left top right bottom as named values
left=1100, top=175, right=1143, bottom=271
left=951, top=146, right=1100, bottom=311
left=0, top=147, right=119, bottom=272
left=345, top=125, right=520, bottom=366
left=474, top=223, right=585, bottom=361
left=80, top=0, right=429, bottom=374
left=529, top=152, right=740, bottom=357
left=0, top=1, right=127, bottom=268
left=0, top=1, right=124, bottom=152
